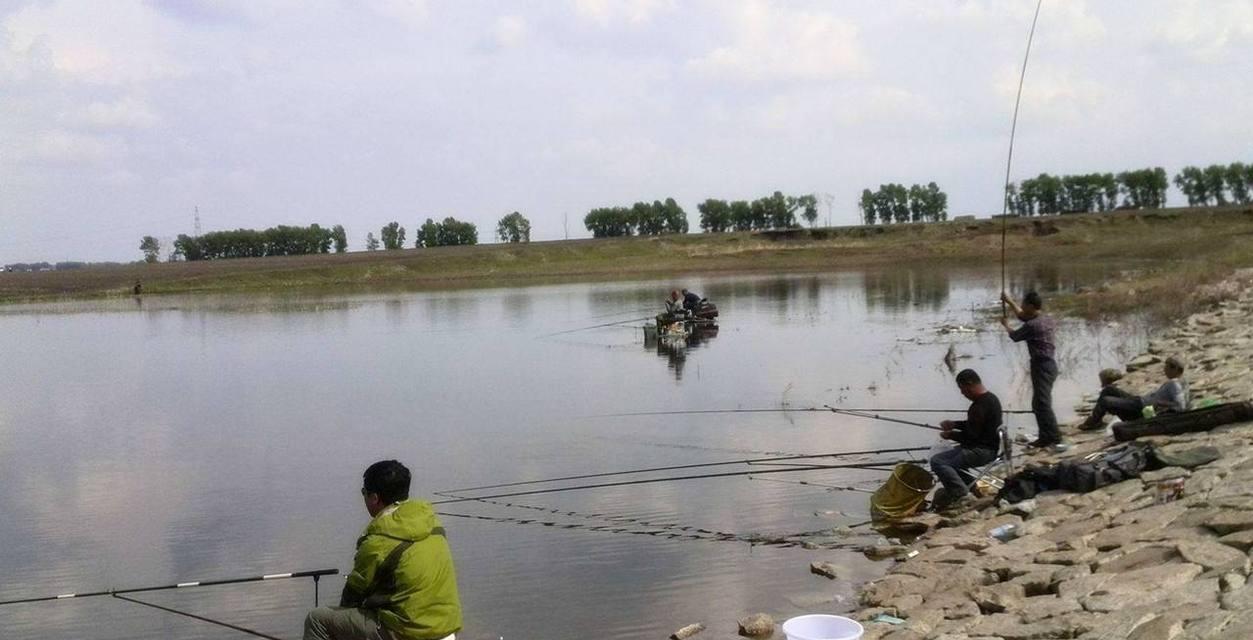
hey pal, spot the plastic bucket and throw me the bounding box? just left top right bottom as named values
left=869, top=462, right=934, bottom=522
left=781, top=614, right=864, bottom=640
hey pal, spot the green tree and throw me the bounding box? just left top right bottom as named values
left=729, top=200, right=752, bottom=231
left=496, top=211, right=531, bottom=243
left=794, top=194, right=819, bottom=227
left=697, top=198, right=732, bottom=233
left=584, top=207, right=634, bottom=237
left=660, top=198, right=688, bottom=234
left=907, top=185, right=926, bottom=222
left=1173, top=166, right=1208, bottom=206
left=139, top=236, right=161, bottom=263
left=331, top=225, right=348, bottom=253
left=366, top=232, right=380, bottom=251
left=859, top=189, right=876, bottom=224
left=380, top=222, right=405, bottom=250
left=1203, top=165, right=1230, bottom=205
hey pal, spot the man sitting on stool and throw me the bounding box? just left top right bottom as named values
left=932, top=369, right=1003, bottom=511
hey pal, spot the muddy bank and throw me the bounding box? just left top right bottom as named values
left=842, top=271, right=1253, bottom=640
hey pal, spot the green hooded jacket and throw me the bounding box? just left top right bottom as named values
left=341, top=500, right=462, bottom=639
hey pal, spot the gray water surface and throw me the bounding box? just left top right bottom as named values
left=0, top=266, right=1147, bottom=639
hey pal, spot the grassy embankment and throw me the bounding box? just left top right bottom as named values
left=3, top=206, right=1252, bottom=317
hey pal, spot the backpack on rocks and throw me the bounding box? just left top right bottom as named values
left=1055, top=443, right=1151, bottom=493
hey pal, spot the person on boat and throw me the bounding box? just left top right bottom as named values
left=665, top=290, right=686, bottom=315
left=999, top=290, right=1060, bottom=449
left=1080, top=356, right=1190, bottom=430
left=932, top=368, right=1002, bottom=511
left=681, top=289, right=703, bottom=312
left=304, top=460, right=461, bottom=640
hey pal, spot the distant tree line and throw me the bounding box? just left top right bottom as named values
left=1003, top=169, right=1167, bottom=215
left=4, top=261, right=127, bottom=272
left=169, top=224, right=346, bottom=261
left=1174, top=163, right=1253, bottom=207
left=584, top=198, right=689, bottom=238
left=858, top=183, right=947, bottom=225
left=696, top=192, right=818, bottom=233
left=361, top=218, right=482, bottom=251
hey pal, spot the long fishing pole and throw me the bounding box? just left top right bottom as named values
left=437, top=445, right=930, bottom=494
left=432, top=459, right=909, bottom=505
left=825, top=405, right=941, bottom=431
left=1002, top=0, right=1044, bottom=316
left=587, top=406, right=1034, bottom=418
left=0, top=568, right=338, bottom=607
left=113, top=593, right=283, bottom=640
left=538, top=316, right=652, bottom=338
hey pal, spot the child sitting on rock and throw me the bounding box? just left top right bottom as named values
left=1080, top=357, right=1190, bottom=430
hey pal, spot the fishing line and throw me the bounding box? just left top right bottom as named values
left=1001, top=0, right=1045, bottom=315
left=586, top=406, right=1034, bottom=419
left=537, top=316, right=652, bottom=338
left=432, top=459, right=912, bottom=505
left=438, top=446, right=929, bottom=494
left=112, top=594, right=283, bottom=640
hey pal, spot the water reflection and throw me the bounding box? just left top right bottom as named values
left=0, top=265, right=1154, bottom=640
left=645, top=325, right=720, bottom=380
left=863, top=268, right=951, bottom=312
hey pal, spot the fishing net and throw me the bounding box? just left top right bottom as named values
left=870, top=463, right=934, bottom=522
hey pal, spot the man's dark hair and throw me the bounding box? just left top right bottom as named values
left=1023, top=290, right=1043, bottom=309
left=363, top=460, right=411, bottom=504
left=955, top=369, right=981, bottom=386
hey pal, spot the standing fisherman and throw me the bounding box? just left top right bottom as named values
left=999, top=290, right=1061, bottom=449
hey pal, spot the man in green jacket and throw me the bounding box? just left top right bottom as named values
left=304, top=460, right=462, bottom=640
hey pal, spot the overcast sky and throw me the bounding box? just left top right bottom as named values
left=2, top=0, right=1250, bottom=262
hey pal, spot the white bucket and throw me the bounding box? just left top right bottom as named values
left=781, top=614, right=864, bottom=640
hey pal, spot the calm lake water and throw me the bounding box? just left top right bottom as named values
left=0, top=265, right=1149, bottom=639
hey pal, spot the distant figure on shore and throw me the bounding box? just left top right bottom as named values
left=932, top=369, right=1002, bottom=511
left=1081, top=357, right=1190, bottom=430
left=133, top=281, right=143, bottom=295
left=304, top=460, right=461, bottom=640
left=681, top=288, right=702, bottom=312
left=1000, top=290, right=1060, bottom=448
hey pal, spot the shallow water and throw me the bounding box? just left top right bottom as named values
left=0, top=265, right=1148, bottom=639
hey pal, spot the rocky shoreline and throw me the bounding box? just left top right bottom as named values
left=844, top=272, right=1253, bottom=640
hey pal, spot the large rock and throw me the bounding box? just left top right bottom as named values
left=1127, top=614, right=1183, bottom=640
left=670, top=623, right=705, bottom=640
left=1035, top=548, right=1098, bottom=566
left=971, top=584, right=1025, bottom=614
left=1177, top=539, right=1250, bottom=574
left=1042, top=514, right=1111, bottom=543
left=1094, top=544, right=1181, bottom=573
left=1204, top=510, right=1253, bottom=535
left=980, top=534, right=1057, bottom=559
left=1017, top=595, right=1083, bottom=623
left=860, top=574, right=935, bottom=607
left=810, top=561, right=839, bottom=579
left=736, top=613, right=774, bottom=637
left=1218, top=529, right=1253, bottom=551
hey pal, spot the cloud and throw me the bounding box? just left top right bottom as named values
left=2, top=0, right=185, bottom=85
left=492, top=15, right=528, bottom=49
left=32, top=129, right=126, bottom=165
left=572, top=0, right=675, bottom=26
left=71, top=96, right=160, bottom=130
left=365, top=0, right=430, bottom=28
left=686, top=1, right=866, bottom=82
left=1158, top=0, right=1253, bottom=61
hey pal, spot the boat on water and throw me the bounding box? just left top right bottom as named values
left=645, top=300, right=719, bottom=341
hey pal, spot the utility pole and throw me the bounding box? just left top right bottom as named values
left=820, top=192, right=835, bottom=228
left=563, top=212, right=569, bottom=240
left=194, top=206, right=202, bottom=237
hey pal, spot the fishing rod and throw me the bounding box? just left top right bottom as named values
left=538, top=316, right=652, bottom=338
left=825, top=405, right=941, bottom=431
left=437, top=445, right=930, bottom=494
left=747, top=475, right=877, bottom=494
left=113, top=593, right=283, bottom=640
left=588, top=406, right=1034, bottom=418
left=432, top=459, right=910, bottom=505
left=0, top=568, right=338, bottom=608
left=1001, top=0, right=1045, bottom=316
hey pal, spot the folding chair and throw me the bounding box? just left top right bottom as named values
left=960, top=426, right=1015, bottom=494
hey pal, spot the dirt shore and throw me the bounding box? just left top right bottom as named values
left=3, top=206, right=1252, bottom=312
left=840, top=270, right=1253, bottom=640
